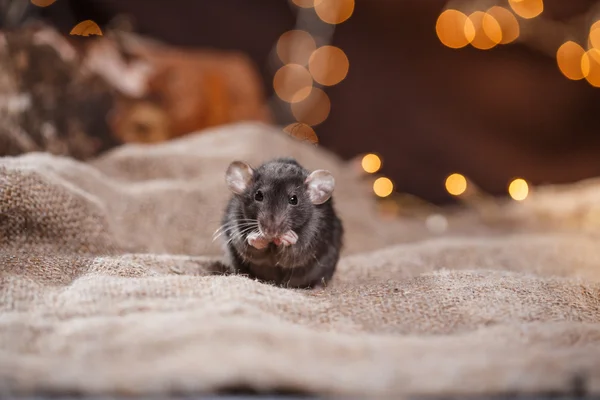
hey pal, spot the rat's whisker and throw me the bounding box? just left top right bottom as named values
left=213, top=221, right=258, bottom=239
left=213, top=226, right=254, bottom=241
left=223, top=225, right=258, bottom=245
left=213, top=220, right=257, bottom=234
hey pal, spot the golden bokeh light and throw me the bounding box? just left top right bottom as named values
left=291, top=87, right=331, bottom=126
left=435, top=9, right=476, bottom=49
left=378, top=198, right=400, bottom=219
left=486, top=6, right=520, bottom=44
left=589, top=21, right=600, bottom=50
left=468, top=11, right=502, bottom=50
left=508, top=0, right=544, bottom=19
left=581, top=48, right=600, bottom=87
left=556, top=41, right=586, bottom=81
left=69, top=20, right=103, bottom=36
left=314, top=0, right=354, bottom=25
left=283, top=122, right=319, bottom=144
left=426, top=214, right=449, bottom=234
left=373, top=177, right=394, bottom=198
left=30, top=0, right=56, bottom=6
left=308, top=45, right=349, bottom=86
left=292, top=0, right=317, bottom=8
left=276, top=30, right=317, bottom=66
left=508, top=178, right=529, bottom=201
left=273, top=64, right=313, bottom=103
left=361, top=154, right=382, bottom=174
left=445, top=173, right=467, bottom=196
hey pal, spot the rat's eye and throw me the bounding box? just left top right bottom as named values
left=288, top=195, right=298, bottom=205
left=254, top=190, right=264, bottom=202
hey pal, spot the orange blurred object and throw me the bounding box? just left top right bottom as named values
left=556, top=41, right=586, bottom=81
left=308, top=46, right=349, bottom=86
left=314, top=0, right=354, bottom=24
left=436, top=9, right=475, bottom=49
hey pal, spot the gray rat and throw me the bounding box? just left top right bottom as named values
left=216, top=157, right=344, bottom=289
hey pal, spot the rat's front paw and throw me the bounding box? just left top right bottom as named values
left=279, top=230, right=298, bottom=247
left=247, top=232, right=270, bottom=249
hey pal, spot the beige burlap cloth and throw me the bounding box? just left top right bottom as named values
left=1, top=122, right=600, bottom=397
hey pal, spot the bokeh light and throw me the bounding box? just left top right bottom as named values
left=273, top=64, right=313, bottom=103
left=468, top=11, right=502, bottom=50
left=308, top=45, right=349, bottom=86
left=486, top=6, right=520, bottom=44
left=589, top=21, right=600, bottom=50
left=361, top=154, right=382, bottom=173
left=283, top=122, right=319, bottom=144
left=508, top=0, right=544, bottom=19
left=426, top=214, right=449, bottom=234
left=291, top=87, right=331, bottom=126
left=69, top=20, right=103, bottom=36
left=378, top=198, right=400, bottom=218
left=435, top=9, right=475, bottom=49
left=445, top=173, right=467, bottom=196
left=292, top=0, right=317, bottom=8
left=508, top=178, right=529, bottom=201
left=556, top=41, right=586, bottom=81
left=30, top=0, right=56, bottom=6
left=314, top=0, right=354, bottom=25
left=581, top=48, right=600, bottom=87
left=373, top=177, right=394, bottom=198
left=276, top=30, right=317, bottom=65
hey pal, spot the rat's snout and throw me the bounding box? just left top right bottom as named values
left=258, top=215, right=286, bottom=239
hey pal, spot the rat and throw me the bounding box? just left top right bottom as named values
left=216, top=157, right=344, bottom=289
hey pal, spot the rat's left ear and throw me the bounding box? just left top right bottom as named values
left=226, top=161, right=254, bottom=194
left=305, top=169, right=335, bottom=205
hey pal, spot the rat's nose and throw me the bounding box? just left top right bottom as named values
left=259, top=217, right=283, bottom=239
left=260, top=226, right=277, bottom=239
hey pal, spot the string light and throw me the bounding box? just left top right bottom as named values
left=273, top=64, right=313, bottom=103
left=283, top=122, right=319, bottom=144
left=581, top=49, right=600, bottom=87
left=556, top=41, right=586, bottom=81
left=361, top=154, right=382, bottom=173
left=426, top=214, right=449, bottom=234
left=69, top=20, right=103, bottom=36
left=270, top=0, right=352, bottom=149
left=508, top=178, right=529, bottom=201
left=314, top=0, right=354, bottom=25
left=468, top=11, right=502, bottom=50
left=308, top=45, right=349, bottom=86
left=291, top=0, right=316, bottom=8
left=373, top=177, right=394, bottom=198
left=507, top=0, right=544, bottom=19
left=486, top=6, right=520, bottom=44
left=589, top=21, right=600, bottom=50
left=290, top=87, right=331, bottom=126
left=436, top=9, right=475, bottom=49
left=30, top=0, right=56, bottom=6
left=378, top=198, right=400, bottom=218
left=445, top=173, right=467, bottom=196
left=276, top=30, right=316, bottom=65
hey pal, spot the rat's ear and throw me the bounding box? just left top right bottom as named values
left=226, top=161, right=254, bottom=194
left=305, top=169, right=335, bottom=205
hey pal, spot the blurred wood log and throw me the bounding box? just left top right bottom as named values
left=94, top=30, right=273, bottom=143
left=0, top=22, right=272, bottom=159
left=0, top=23, right=115, bottom=159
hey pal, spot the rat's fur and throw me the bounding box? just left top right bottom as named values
left=219, top=157, right=344, bottom=288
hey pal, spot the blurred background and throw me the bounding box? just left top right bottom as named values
left=2, top=0, right=600, bottom=208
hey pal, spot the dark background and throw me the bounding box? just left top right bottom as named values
left=30, top=0, right=600, bottom=204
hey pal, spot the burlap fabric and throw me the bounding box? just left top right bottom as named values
left=1, top=122, right=600, bottom=397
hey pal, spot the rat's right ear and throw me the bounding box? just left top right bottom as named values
left=305, top=169, right=335, bottom=205
left=226, top=161, right=254, bottom=194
